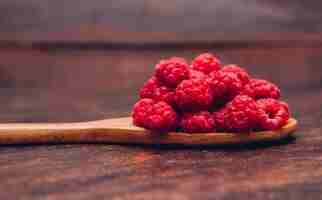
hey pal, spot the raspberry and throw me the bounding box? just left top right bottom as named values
left=180, top=111, right=215, bottom=133
left=140, top=76, right=175, bottom=106
left=256, top=98, right=290, bottom=130
left=221, top=64, right=250, bottom=85
left=155, top=57, right=190, bottom=87
left=210, top=71, right=244, bottom=104
left=134, top=53, right=291, bottom=134
left=175, top=78, right=213, bottom=111
left=132, top=98, right=177, bottom=131
left=189, top=69, right=207, bottom=79
left=241, top=79, right=280, bottom=100
left=212, top=109, right=226, bottom=132
left=213, top=95, right=259, bottom=132
left=191, top=53, right=221, bottom=74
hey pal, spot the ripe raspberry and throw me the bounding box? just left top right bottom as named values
left=241, top=79, right=280, bottom=100
left=213, top=95, right=259, bottom=132
left=175, top=78, right=213, bottom=111
left=140, top=76, right=175, bottom=106
left=191, top=53, right=221, bottom=74
left=189, top=69, right=207, bottom=79
left=221, top=64, right=250, bottom=85
left=256, top=98, right=290, bottom=130
left=155, top=57, right=190, bottom=87
left=180, top=111, right=215, bottom=133
left=132, top=98, right=177, bottom=131
left=212, top=109, right=226, bottom=132
left=209, top=71, right=244, bottom=104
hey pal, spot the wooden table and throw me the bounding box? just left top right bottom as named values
left=0, top=43, right=321, bottom=199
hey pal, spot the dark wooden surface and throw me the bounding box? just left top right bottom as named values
left=1, top=0, right=322, bottom=43
left=0, top=44, right=321, bottom=199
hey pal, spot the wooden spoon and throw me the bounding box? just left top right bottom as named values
left=0, top=117, right=297, bottom=145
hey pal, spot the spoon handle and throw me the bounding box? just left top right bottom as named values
left=0, top=121, right=99, bottom=144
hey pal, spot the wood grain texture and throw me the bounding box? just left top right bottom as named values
left=0, top=45, right=321, bottom=101
left=0, top=1, right=322, bottom=43
left=0, top=117, right=298, bottom=145
left=0, top=45, right=320, bottom=199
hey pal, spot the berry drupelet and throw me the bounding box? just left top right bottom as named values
left=189, top=69, right=207, bottom=80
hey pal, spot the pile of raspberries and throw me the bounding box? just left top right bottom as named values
left=132, top=53, right=290, bottom=133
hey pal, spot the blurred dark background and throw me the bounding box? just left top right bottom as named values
left=0, top=0, right=321, bottom=122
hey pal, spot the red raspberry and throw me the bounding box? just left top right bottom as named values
left=155, top=57, right=190, bottom=87
left=256, top=98, right=290, bottom=130
left=213, top=95, right=259, bottom=132
left=175, top=78, right=213, bottom=111
left=180, top=111, right=215, bottom=133
left=212, top=109, right=226, bottom=132
left=140, top=76, right=175, bottom=106
left=191, top=53, right=221, bottom=74
left=209, top=71, right=244, bottom=103
left=241, top=79, right=280, bottom=100
left=221, top=64, right=250, bottom=85
left=189, top=69, right=207, bottom=79
left=132, top=98, right=177, bottom=131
